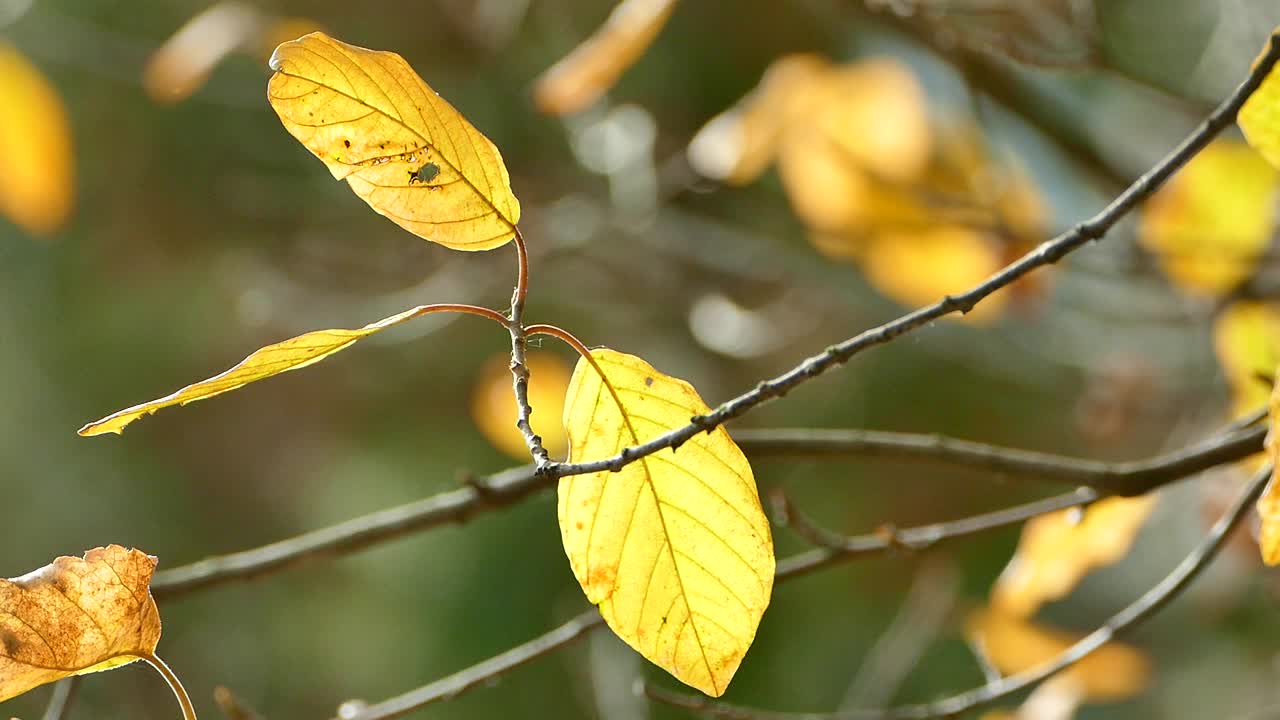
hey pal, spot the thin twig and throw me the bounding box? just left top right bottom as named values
left=508, top=227, right=552, bottom=468
left=150, top=419, right=1263, bottom=597
left=774, top=486, right=1098, bottom=556
left=645, top=464, right=1274, bottom=719
left=539, top=31, right=1280, bottom=481
left=741, top=423, right=1265, bottom=497
left=336, top=609, right=606, bottom=720
left=41, top=677, right=79, bottom=720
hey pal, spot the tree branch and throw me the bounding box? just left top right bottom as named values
left=508, top=227, right=552, bottom=469
left=40, top=677, right=79, bottom=720
left=337, top=609, right=606, bottom=720
left=645, top=463, right=1273, bottom=719
left=739, top=422, right=1265, bottom=497
left=151, top=418, right=1263, bottom=598
left=539, top=29, right=1280, bottom=482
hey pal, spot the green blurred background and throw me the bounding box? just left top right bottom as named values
left=4, top=1, right=1280, bottom=718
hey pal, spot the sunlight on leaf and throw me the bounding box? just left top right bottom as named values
left=79, top=304, right=440, bottom=436
left=471, top=351, right=571, bottom=460
left=1138, top=141, right=1277, bottom=296
left=268, top=32, right=520, bottom=250
left=991, top=495, right=1156, bottom=617
left=1240, top=38, right=1280, bottom=169
left=967, top=608, right=1150, bottom=704
left=0, top=42, right=74, bottom=237
left=559, top=348, right=773, bottom=696
left=533, top=0, right=680, bottom=116
left=0, top=546, right=162, bottom=701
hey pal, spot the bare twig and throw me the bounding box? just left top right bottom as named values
left=645, top=464, right=1274, bottom=719
left=41, top=677, right=79, bottom=720
left=741, top=423, right=1265, bottom=497
left=540, top=31, right=1280, bottom=481
left=151, top=419, right=1262, bottom=598
left=336, top=609, right=605, bottom=720
left=509, top=227, right=552, bottom=468
left=774, top=486, right=1098, bottom=556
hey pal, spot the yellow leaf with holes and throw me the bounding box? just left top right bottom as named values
left=1213, top=301, right=1280, bottom=421
left=1138, top=141, right=1277, bottom=296
left=967, top=608, right=1150, bottom=703
left=0, top=546, right=162, bottom=700
left=79, top=304, right=438, bottom=436
left=471, top=351, right=571, bottom=460
left=559, top=348, right=774, bottom=696
left=1240, top=42, right=1280, bottom=169
left=0, top=43, right=74, bottom=236
left=861, top=226, right=1006, bottom=321
left=991, top=495, right=1156, bottom=617
left=533, top=0, right=680, bottom=116
left=267, top=32, right=520, bottom=250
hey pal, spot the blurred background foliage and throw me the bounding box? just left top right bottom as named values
left=5, top=0, right=1280, bottom=718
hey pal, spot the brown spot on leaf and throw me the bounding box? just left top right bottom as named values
left=644, top=376, right=654, bottom=387
left=0, top=628, right=19, bottom=656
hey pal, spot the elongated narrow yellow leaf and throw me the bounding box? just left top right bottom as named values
left=559, top=348, right=773, bottom=696
left=79, top=305, right=436, bottom=436
left=267, top=32, right=519, bottom=250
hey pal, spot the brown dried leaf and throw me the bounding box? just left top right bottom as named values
left=0, top=546, right=161, bottom=701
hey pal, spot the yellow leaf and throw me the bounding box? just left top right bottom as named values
left=776, top=126, right=871, bottom=233
left=471, top=351, right=571, bottom=460
left=143, top=2, right=263, bottom=104
left=533, top=0, right=680, bottom=116
left=1138, top=141, right=1277, bottom=296
left=79, top=304, right=437, bottom=436
left=991, top=495, right=1156, bottom=617
left=0, top=43, right=74, bottom=236
left=0, top=546, right=162, bottom=701
left=1240, top=42, right=1280, bottom=169
left=967, top=608, right=1150, bottom=703
left=1213, top=301, right=1280, bottom=421
left=267, top=32, right=520, bottom=251
left=861, top=226, right=1006, bottom=321
left=559, top=348, right=774, bottom=696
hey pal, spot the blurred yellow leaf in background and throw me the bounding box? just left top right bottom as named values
left=992, top=495, right=1156, bottom=617
left=268, top=32, right=520, bottom=251
left=1, top=546, right=162, bottom=701
left=471, top=351, right=571, bottom=460
left=1138, top=141, right=1277, bottom=296
left=534, top=0, right=680, bottom=116
left=861, top=226, right=1007, bottom=322
left=560, top=348, right=773, bottom=696
left=967, top=608, right=1150, bottom=706
left=1212, top=301, right=1280, bottom=421
left=0, top=42, right=74, bottom=237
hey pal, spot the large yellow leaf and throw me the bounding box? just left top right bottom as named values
left=471, top=351, right=571, bottom=460
left=1138, top=141, right=1277, bottom=296
left=533, top=0, right=680, bottom=116
left=1, top=546, right=162, bottom=701
left=991, top=495, right=1156, bottom=617
left=79, top=304, right=437, bottom=436
left=267, top=32, right=520, bottom=251
left=0, top=43, right=74, bottom=237
left=559, top=348, right=774, bottom=696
